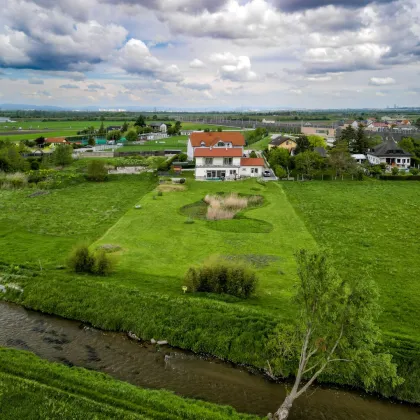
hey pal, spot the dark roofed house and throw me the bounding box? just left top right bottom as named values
left=367, top=137, right=411, bottom=169
left=148, top=122, right=168, bottom=133
left=268, top=136, right=296, bottom=152
left=106, top=125, right=122, bottom=132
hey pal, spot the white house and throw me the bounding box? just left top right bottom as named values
left=187, top=131, right=245, bottom=160
left=366, top=122, right=389, bottom=132
left=367, top=137, right=411, bottom=168
left=351, top=154, right=367, bottom=164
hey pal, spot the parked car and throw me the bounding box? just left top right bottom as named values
left=263, top=170, right=271, bottom=177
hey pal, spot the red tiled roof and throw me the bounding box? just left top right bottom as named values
left=45, top=137, right=67, bottom=143
left=241, top=158, right=265, bottom=166
left=190, top=131, right=245, bottom=147
left=194, top=148, right=243, bottom=157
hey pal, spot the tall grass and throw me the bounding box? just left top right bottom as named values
left=0, top=172, right=28, bottom=189
left=204, top=193, right=262, bottom=220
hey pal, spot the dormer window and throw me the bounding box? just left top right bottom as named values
left=201, top=141, right=206, bottom=146
left=217, top=142, right=225, bottom=147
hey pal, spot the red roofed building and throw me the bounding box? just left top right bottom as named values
left=192, top=133, right=267, bottom=180
left=45, top=137, right=67, bottom=144
left=187, top=131, right=245, bottom=160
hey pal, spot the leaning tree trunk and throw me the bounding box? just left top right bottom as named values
left=269, top=396, right=294, bottom=420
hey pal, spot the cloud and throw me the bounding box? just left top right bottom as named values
left=123, top=82, right=173, bottom=95
left=211, top=52, right=257, bottom=82
left=28, top=78, right=44, bottom=84
left=87, top=83, right=105, bottom=89
left=25, top=90, right=53, bottom=98
left=178, top=81, right=212, bottom=91
left=369, top=77, right=396, bottom=85
left=289, top=88, right=303, bottom=94
left=42, top=71, right=86, bottom=81
left=0, top=0, right=127, bottom=71
left=274, top=0, right=395, bottom=12
left=375, top=91, right=387, bottom=96
left=60, top=83, right=79, bottom=89
left=116, top=38, right=183, bottom=82
left=265, top=72, right=280, bottom=79
left=304, top=75, right=332, bottom=82
left=189, top=59, right=205, bottom=68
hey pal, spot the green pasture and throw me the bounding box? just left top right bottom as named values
left=282, top=181, right=420, bottom=342
left=0, top=348, right=257, bottom=420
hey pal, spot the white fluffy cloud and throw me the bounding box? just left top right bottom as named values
left=369, top=77, right=396, bottom=85
left=116, top=39, right=183, bottom=82
left=211, top=53, right=257, bottom=82
left=189, top=59, right=205, bottom=68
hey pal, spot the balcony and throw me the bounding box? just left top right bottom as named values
left=196, top=164, right=241, bottom=168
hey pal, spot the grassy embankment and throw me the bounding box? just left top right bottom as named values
left=0, top=347, right=258, bottom=420
left=2, top=176, right=420, bottom=403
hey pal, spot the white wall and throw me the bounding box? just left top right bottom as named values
left=240, top=166, right=264, bottom=177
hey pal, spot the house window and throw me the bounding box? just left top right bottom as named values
left=205, top=158, right=213, bottom=165
left=397, top=159, right=401, bottom=163
left=217, top=142, right=225, bottom=147
left=251, top=168, right=259, bottom=174
left=224, top=158, right=233, bottom=165
left=229, top=170, right=236, bottom=175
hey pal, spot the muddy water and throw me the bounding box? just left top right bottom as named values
left=0, top=301, right=419, bottom=419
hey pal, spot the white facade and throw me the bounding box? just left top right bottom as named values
left=367, top=153, right=411, bottom=168
left=187, top=138, right=236, bottom=160
left=160, top=124, right=167, bottom=133
left=195, top=156, right=241, bottom=179
left=351, top=154, right=367, bottom=164
left=240, top=166, right=264, bottom=177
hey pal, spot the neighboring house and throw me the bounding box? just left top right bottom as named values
left=0, top=117, right=15, bottom=123
left=367, top=137, right=411, bottom=168
left=366, top=122, right=389, bottom=132
left=45, top=137, right=67, bottom=145
left=148, top=122, right=167, bottom=133
left=300, top=126, right=336, bottom=144
left=106, top=125, right=122, bottom=132
left=187, top=131, right=245, bottom=160
left=268, top=136, right=296, bottom=152
left=352, top=154, right=367, bottom=164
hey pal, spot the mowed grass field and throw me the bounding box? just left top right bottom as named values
left=120, top=136, right=188, bottom=152
left=281, top=181, right=420, bottom=343
left=94, top=180, right=316, bottom=313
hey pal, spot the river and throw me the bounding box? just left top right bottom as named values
left=0, top=301, right=418, bottom=419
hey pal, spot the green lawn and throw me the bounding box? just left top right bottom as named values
left=121, top=136, right=188, bottom=152
left=0, top=348, right=257, bottom=420
left=0, top=174, right=157, bottom=267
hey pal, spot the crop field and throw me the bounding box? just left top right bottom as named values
left=0, top=348, right=257, bottom=420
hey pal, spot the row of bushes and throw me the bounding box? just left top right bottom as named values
left=67, top=244, right=114, bottom=275
left=380, top=175, right=420, bottom=181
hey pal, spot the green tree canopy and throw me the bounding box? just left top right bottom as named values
left=307, top=135, right=326, bottom=148
left=267, top=250, right=403, bottom=420
left=134, top=115, right=146, bottom=127
left=294, top=151, right=322, bottom=178
left=125, top=130, right=138, bottom=142
left=53, top=144, right=73, bottom=166
left=106, top=130, right=122, bottom=141
left=294, top=135, right=311, bottom=154
left=268, top=147, right=290, bottom=169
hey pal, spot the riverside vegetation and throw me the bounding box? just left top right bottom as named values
left=1, top=169, right=420, bottom=405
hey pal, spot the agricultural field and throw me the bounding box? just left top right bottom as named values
left=0, top=348, right=256, bottom=420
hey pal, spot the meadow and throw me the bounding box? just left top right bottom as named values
left=120, top=136, right=188, bottom=152
left=2, top=175, right=420, bottom=402
left=0, top=348, right=257, bottom=420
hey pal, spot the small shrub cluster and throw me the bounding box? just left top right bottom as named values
left=184, top=258, right=258, bottom=299
left=86, top=160, right=108, bottom=182
left=67, top=244, right=114, bottom=276
left=0, top=172, right=28, bottom=190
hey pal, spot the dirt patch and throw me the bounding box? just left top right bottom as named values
left=157, top=184, right=187, bottom=192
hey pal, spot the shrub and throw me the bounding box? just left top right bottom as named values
left=67, top=244, right=95, bottom=273
left=67, top=244, right=114, bottom=275
left=273, top=165, right=286, bottom=178
left=391, top=167, right=399, bottom=176
left=0, top=172, right=28, bottom=189
left=53, top=144, right=73, bottom=166
left=157, top=191, right=163, bottom=196
left=86, top=160, right=108, bottom=182
left=410, top=167, right=419, bottom=175
left=184, top=258, right=258, bottom=298
left=93, top=250, right=114, bottom=276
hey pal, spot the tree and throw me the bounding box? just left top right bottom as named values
left=88, top=135, right=96, bottom=146
left=53, top=144, right=73, bottom=166
left=134, top=115, right=146, bottom=127
left=267, top=250, right=403, bottom=420
left=328, top=140, right=355, bottom=180
left=86, top=160, right=108, bottom=182
left=98, top=121, right=106, bottom=136
left=339, top=126, right=356, bottom=150
left=125, top=130, right=138, bottom=142
left=249, top=151, right=258, bottom=158
left=414, top=118, right=420, bottom=129
left=294, top=135, right=311, bottom=155
left=294, top=151, right=322, bottom=179
left=307, top=135, right=326, bottom=148
left=35, top=136, right=46, bottom=148
left=217, top=127, right=223, bottom=132
left=152, top=114, right=158, bottom=120
left=121, top=122, right=129, bottom=133
left=268, top=147, right=290, bottom=169
left=106, top=130, right=121, bottom=141
left=353, top=125, right=369, bottom=154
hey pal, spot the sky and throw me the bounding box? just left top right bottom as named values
left=0, top=0, right=419, bottom=109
